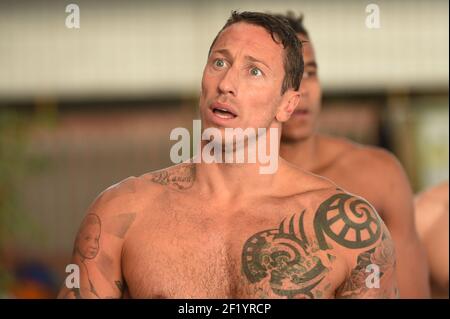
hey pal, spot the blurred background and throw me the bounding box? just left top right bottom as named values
left=0, top=0, right=448, bottom=298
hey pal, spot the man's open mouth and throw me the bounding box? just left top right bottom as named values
left=212, top=107, right=237, bottom=119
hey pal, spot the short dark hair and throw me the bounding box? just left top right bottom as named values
left=208, top=11, right=303, bottom=94
left=274, top=11, right=309, bottom=38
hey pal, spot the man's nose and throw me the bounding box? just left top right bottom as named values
left=218, top=66, right=238, bottom=96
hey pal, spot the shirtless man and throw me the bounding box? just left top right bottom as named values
left=278, top=13, right=429, bottom=298
left=58, top=11, right=397, bottom=299
left=415, top=181, right=449, bottom=298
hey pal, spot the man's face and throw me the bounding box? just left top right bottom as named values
left=281, top=34, right=322, bottom=142
left=199, top=22, right=289, bottom=135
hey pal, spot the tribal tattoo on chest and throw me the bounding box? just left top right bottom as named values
left=242, top=211, right=332, bottom=299
left=241, top=192, right=395, bottom=299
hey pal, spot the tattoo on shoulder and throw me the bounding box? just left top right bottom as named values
left=313, top=193, right=382, bottom=250
left=150, top=164, right=196, bottom=190
left=241, top=192, right=391, bottom=299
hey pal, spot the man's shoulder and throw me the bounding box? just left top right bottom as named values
left=280, top=159, right=341, bottom=199
left=280, top=164, right=385, bottom=250
left=90, top=163, right=195, bottom=215
left=282, top=163, right=373, bottom=220
left=284, top=184, right=395, bottom=291
left=415, top=181, right=449, bottom=235
left=304, top=188, right=393, bottom=274
left=350, top=144, right=401, bottom=170
left=289, top=182, right=380, bottom=227
left=320, top=135, right=406, bottom=179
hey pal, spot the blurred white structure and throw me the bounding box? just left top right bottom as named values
left=0, top=0, right=448, bottom=100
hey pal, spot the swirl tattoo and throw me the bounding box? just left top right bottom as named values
left=242, top=193, right=389, bottom=298
left=242, top=211, right=329, bottom=298
left=313, top=193, right=382, bottom=250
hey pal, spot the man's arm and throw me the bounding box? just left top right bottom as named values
left=373, top=149, right=430, bottom=298
left=414, top=181, right=449, bottom=297
left=58, top=178, right=137, bottom=299
left=311, top=191, right=398, bottom=298
left=336, top=231, right=398, bottom=298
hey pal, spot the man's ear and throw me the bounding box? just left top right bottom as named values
left=276, top=90, right=300, bottom=122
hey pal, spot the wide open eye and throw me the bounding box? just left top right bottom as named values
left=250, top=67, right=263, bottom=77
left=214, top=59, right=226, bottom=68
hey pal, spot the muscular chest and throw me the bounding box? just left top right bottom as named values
left=122, top=201, right=340, bottom=299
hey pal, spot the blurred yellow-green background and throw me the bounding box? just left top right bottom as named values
left=0, top=0, right=448, bottom=298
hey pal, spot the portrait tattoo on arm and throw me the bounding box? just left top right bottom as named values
left=70, top=212, right=136, bottom=298
left=73, top=213, right=101, bottom=298
left=241, top=192, right=395, bottom=299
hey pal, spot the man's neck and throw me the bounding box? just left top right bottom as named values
left=279, top=133, right=319, bottom=172
left=193, top=130, right=283, bottom=201
left=195, top=160, right=279, bottom=201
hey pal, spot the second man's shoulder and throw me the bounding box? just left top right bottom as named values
left=341, top=141, right=406, bottom=179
